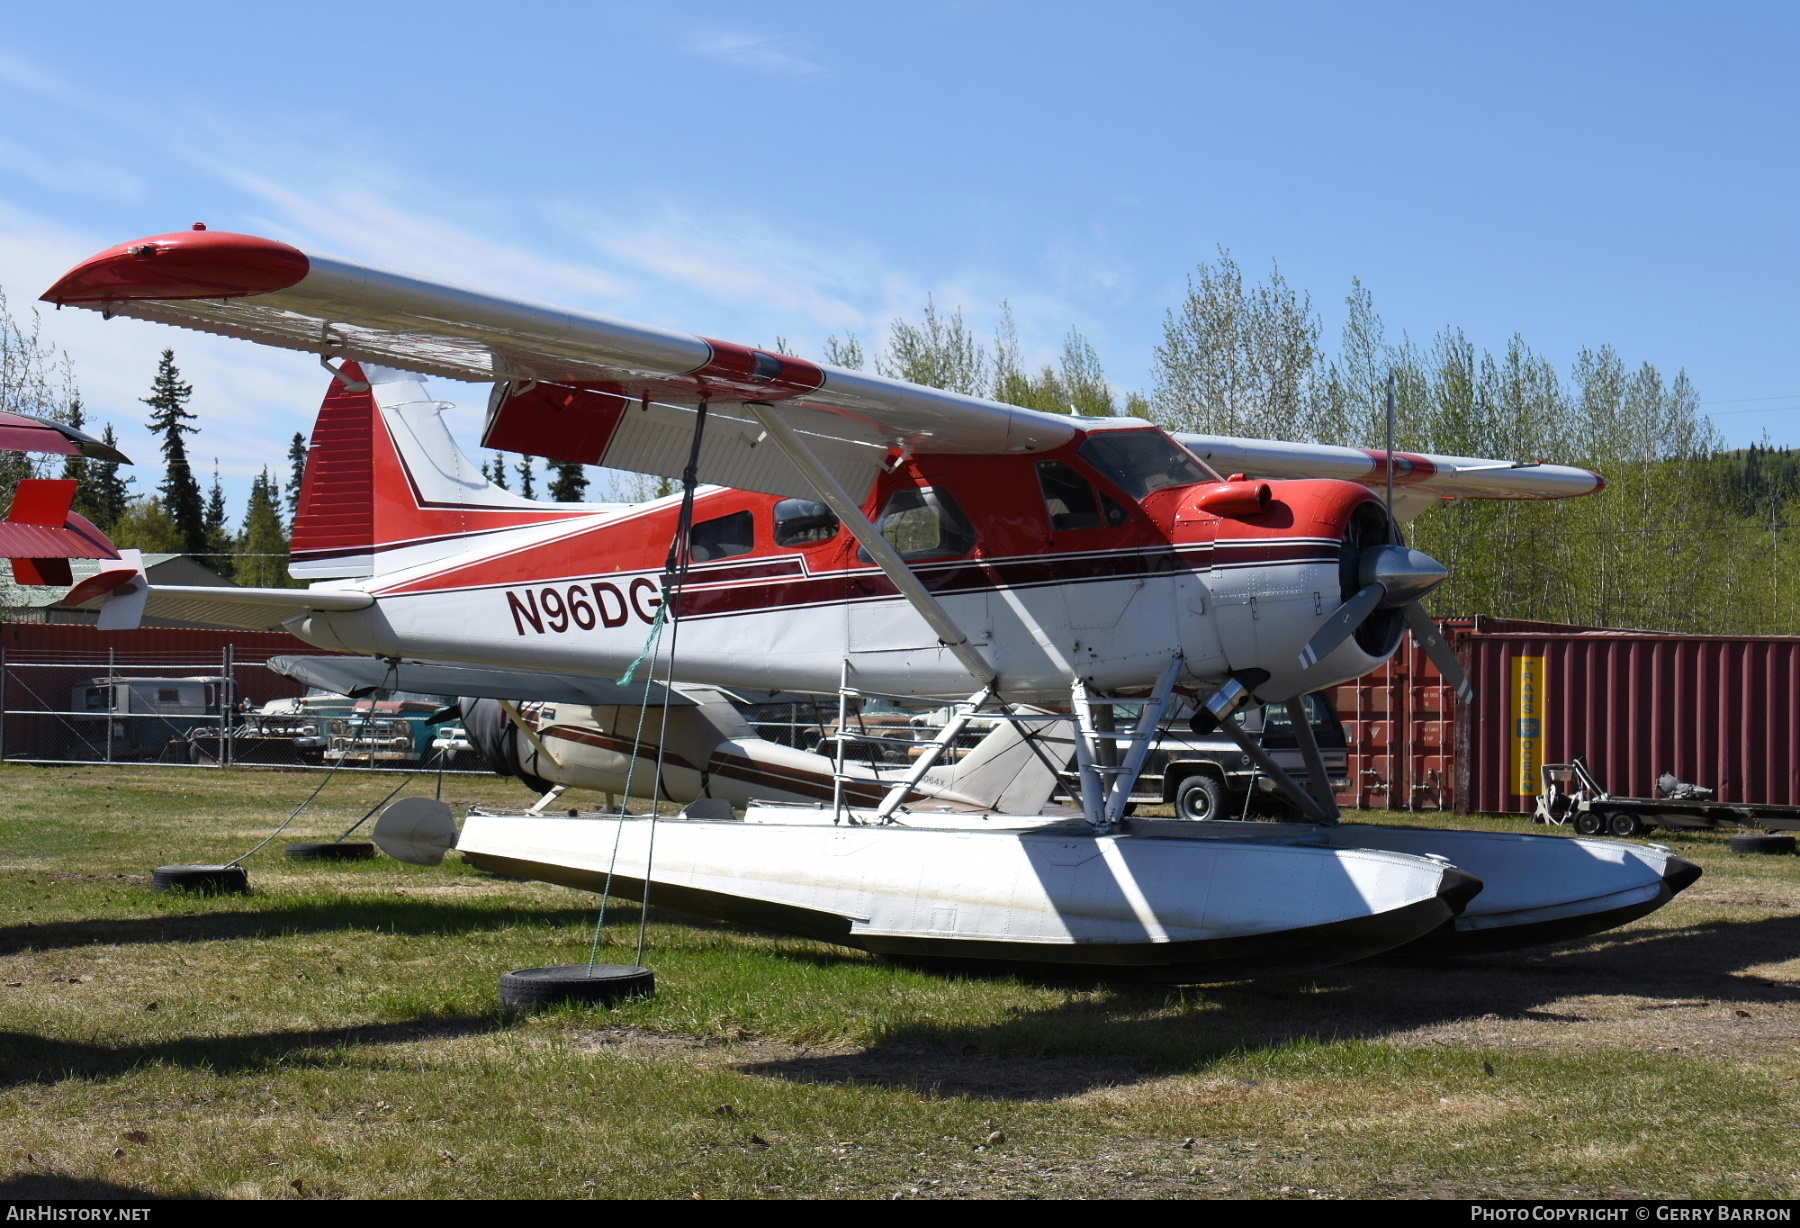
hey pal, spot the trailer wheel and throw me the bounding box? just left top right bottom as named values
left=1606, top=811, right=1642, bottom=838
left=1574, top=811, right=1604, bottom=836
left=1174, top=774, right=1227, bottom=822
left=1730, top=833, right=1797, bottom=856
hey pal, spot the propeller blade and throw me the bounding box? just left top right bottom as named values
left=1401, top=602, right=1473, bottom=702
left=1298, top=583, right=1385, bottom=669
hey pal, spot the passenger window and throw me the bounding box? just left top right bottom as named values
left=1078, top=429, right=1213, bottom=499
left=1036, top=461, right=1128, bottom=531
left=773, top=498, right=839, bottom=547
left=867, top=486, right=977, bottom=560
left=689, top=510, right=755, bottom=562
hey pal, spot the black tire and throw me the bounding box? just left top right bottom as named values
left=285, top=841, right=377, bottom=862
left=1174, top=773, right=1228, bottom=822
left=1573, top=811, right=1604, bottom=836
left=1731, top=833, right=1797, bottom=856
left=1606, top=811, right=1642, bottom=839
left=152, top=864, right=249, bottom=894
left=498, top=964, right=655, bottom=1010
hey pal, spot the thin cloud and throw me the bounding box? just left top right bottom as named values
left=689, top=32, right=826, bottom=77
left=0, top=134, right=143, bottom=201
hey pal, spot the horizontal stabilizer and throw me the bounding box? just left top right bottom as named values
left=65, top=581, right=371, bottom=631
left=268, top=654, right=694, bottom=707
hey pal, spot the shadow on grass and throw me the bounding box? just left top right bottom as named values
left=740, top=912, right=1800, bottom=1099
left=0, top=1172, right=213, bottom=1199
left=0, top=1013, right=501, bottom=1090
left=0, top=899, right=606, bottom=956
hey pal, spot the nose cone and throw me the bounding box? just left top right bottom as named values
left=1360, top=544, right=1448, bottom=607
left=42, top=231, right=309, bottom=305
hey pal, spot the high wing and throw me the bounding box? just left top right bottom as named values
left=41, top=229, right=1076, bottom=503
left=268, top=654, right=694, bottom=707
left=1176, top=433, right=1604, bottom=522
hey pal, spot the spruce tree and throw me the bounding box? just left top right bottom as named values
left=236, top=469, right=291, bottom=588
left=203, top=465, right=234, bottom=579
left=58, top=398, right=87, bottom=488
left=76, top=424, right=133, bottom=532
left=548, top=461, right=588, bottom=502
left=141, top=350, right=205, bottom=553
left=486, top=453, right=509, bottom=489
left=516, top=455, right=536, bottom=499
left=285, top=431, right=308, bottom=529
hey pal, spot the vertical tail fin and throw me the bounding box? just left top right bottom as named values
left=290, top=362, right=613, bottom=580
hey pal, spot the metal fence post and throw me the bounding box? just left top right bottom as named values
left=220, top=646, right=230, bottom=769
left=1, top=646, right=8, bottom=765
left=105, top=647, right=115, bottom=764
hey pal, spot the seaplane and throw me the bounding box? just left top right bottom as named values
left=41, top=228, right=1698, bottom=978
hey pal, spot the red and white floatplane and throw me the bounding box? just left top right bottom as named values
left=41, top=229, right=1696, bottom=978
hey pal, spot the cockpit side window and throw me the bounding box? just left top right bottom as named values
left=865, top=486, right=977, bottom=560
left=1036, top=460, right=1128, bottom=531
left=1077, top=430, right=1212, bottom=499
left=773, top=498, right=839, bottom=547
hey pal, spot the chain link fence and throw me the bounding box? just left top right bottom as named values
left=0, top=645, right=486, bottom=773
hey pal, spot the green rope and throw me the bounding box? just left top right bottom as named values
left=616, top=602, right=667, bottom=685
left=588, top=604, right=668, bottom=970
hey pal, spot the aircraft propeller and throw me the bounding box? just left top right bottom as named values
left=1297, top=371, right=1473, bottom=702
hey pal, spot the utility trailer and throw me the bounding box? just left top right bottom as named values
left=1535, top=758, right=1800, bottom=837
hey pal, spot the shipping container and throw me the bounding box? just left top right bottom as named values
left=1333, top=616, right=1800, bottom=815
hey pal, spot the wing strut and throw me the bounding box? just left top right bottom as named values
left=744, top=403, right=996, bottom=687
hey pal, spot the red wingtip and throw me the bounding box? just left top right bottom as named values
left=40, top=230, right=309, bottom=305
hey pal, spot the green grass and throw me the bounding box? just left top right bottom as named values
left=2, top=764, right=1797, bottom=1199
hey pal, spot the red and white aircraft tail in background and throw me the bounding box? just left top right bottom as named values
left=0, top=416, right=132, bottom=590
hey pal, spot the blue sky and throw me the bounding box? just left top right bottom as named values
left=1, top=2, right=1796, bottom=515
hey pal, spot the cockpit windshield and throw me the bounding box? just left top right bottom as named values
left=1077, top=429, right=1217, bottom=499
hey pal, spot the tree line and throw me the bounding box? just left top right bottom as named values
left=0, top=259, right=1789, bottom=634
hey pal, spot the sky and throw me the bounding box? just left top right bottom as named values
left=1, top=1, right=1796, bottom=518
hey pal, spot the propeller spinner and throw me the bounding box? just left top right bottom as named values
left=1298, top=369, right=1474, bottom=701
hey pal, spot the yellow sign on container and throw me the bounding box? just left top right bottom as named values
left=1513, top=654, right=1544, bottom=796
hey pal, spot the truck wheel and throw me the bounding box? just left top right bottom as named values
left=1731, top=833, right=1797, bottom=856
left=1174, top=774, right=1227, bottom=822
left=1574, top=811, right=1604, bottom=836
left=1605, top=811, right=1642, bottom=838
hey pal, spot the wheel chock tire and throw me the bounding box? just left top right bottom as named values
left=152, top=864, right=249, bottom=894
left=285, top=842, right=377, bottom=862
left=499, top=964, right=655, bottom=1010
left=1730, top=833, right=1797, bottom=856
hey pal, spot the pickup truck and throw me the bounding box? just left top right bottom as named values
left=1056, top=692, right=1350, bottom=821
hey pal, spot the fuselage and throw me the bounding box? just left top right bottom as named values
left=289, top=421, right=1402, bottom=704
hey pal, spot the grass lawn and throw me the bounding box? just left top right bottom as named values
left=1, top=763, right=1797, bottom=1200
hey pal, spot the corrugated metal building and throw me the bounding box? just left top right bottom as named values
left=1336, top=617, right=1800, bottom=815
